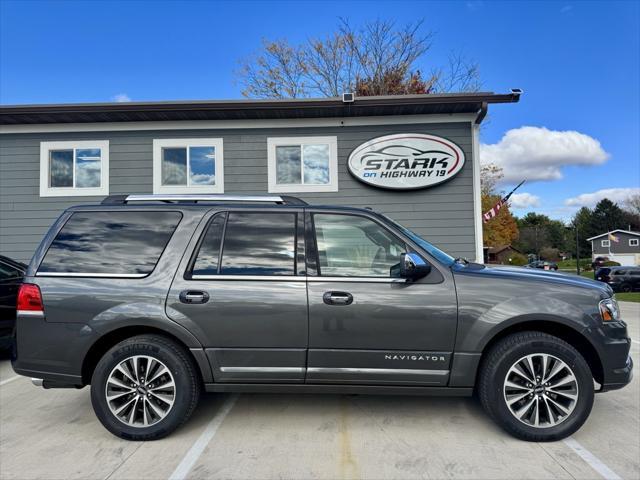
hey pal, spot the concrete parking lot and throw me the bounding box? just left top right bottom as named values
left=1, top=303, right=638, bottom=480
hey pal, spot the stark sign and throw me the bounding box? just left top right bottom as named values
left=347, top=133, right=466, bottom=190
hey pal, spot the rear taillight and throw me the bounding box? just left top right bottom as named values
left=17, top=283, right=44, bottom=313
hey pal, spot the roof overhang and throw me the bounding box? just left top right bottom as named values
left=0, top=90, right=521, bottom=126
left=586, top=230, right=640, bottom=241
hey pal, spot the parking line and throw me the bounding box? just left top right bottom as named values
left=0, top=375, right=20, bottom=387
left=563, top=437, right=622, bottom=480
left=168, top=394, right=239, bottom=480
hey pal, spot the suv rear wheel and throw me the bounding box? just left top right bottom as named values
left=478, top=331, right=594, bottom=442
left=90, top=334, right=201, bottom=440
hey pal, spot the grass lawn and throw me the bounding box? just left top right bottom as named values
left=614, top=292, right=640, bottom=303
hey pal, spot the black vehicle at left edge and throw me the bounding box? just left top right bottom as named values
left=0, top=255, right=26, bottom=351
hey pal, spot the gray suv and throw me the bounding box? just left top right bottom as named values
left=12, top=195, right=633, bottom=442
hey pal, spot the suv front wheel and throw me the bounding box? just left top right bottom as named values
left=479, top=331, right=594, bottom=442
left=90, top=334, right=201, bottom=440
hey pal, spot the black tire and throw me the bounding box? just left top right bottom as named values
left=91, top=334, right=201, bottom=441
left=478, top=331, right=594, bottom=442
left=621, top=283, right=632, bottom=293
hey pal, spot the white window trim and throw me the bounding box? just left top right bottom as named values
left=630, top=238, right=639, bottom=247
left=39, top=140, right=109, bottom=197
left=153, top=138, right=224, bottom=194
left=601, top=240, right=610, bottom=247
left=267, top=136, right=338, bottom=193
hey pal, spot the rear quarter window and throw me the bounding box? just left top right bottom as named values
left=38, top=211, right=182, bottom=276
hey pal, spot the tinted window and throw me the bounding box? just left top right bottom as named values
left=192, top=213, right=227, bottom=276
left=614, top=270, right=627, bottom=275
left=220, top=212, right=296, bottom=275
left=0, top=262, right=22, bottom=281
left=39, top=211, right=181, bottom=275
left=314, top=214, right=405, bottom=277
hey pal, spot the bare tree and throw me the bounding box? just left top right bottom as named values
left=238, top=19, right=481, bottom=98
left=480, top=163, right=504, bottom=196
left=432, top=52, right=482, bottom=93
left=623, top=193, right=640, bottom=216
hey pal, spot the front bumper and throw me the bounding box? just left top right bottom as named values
left=583, top=319, right=633, bottom=392
left=600, top=355, right=633, bottom=392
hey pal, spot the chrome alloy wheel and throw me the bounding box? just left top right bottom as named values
left=105, top=355, right=176, bottom=428
left=503, top=354, right=579, bottom=428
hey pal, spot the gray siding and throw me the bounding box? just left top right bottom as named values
left=0, top=122, right=475, bottom=263
left=591, top=232, right=640, bottom=254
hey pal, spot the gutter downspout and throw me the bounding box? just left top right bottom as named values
left=475, top=102, right=488, bottom=125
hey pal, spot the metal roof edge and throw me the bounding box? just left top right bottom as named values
left=0, top=90, right=521, bottom=114
left=586, top=230, right=640, bottom=241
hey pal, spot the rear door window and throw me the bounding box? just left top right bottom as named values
left=191, top=213, right=227, bottom=276
left=191, top=211, right=298, bottom=276
left=39, top=211, right=182, bottom=276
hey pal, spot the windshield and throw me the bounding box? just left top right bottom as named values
left=377, top=214, right=456, bottom=266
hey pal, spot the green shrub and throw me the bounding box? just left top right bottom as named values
left=509, top=253, right=529, bottom=266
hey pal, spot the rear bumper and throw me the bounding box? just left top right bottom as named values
left=11, top=313, right=94, bottom=386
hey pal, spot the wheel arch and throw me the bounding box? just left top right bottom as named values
left=477, top=320, right=604, bottom=385
left=81, top=325, right=213, bottom=385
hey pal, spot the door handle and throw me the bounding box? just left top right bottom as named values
left=179, top=290, right=210, bottom=304
left=323, top=291, right=353, bottom=306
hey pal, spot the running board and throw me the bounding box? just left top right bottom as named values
left=204, top=383, right=473, bottom=396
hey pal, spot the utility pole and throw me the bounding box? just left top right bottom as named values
left=566, top=223, right=580, bottom=275
left=575, top=225, right=580, bottom=275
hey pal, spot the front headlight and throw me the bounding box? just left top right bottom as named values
left=599, top=297, right=620, bottom=321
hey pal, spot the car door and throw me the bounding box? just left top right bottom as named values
left=167, top=208, right=308, bottom=383
left=305, top=210, right=458, bottom=386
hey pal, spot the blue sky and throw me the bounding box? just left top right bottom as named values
left=1, top=0, right=638, bottom=221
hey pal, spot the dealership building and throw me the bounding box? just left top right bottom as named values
left=0, top=92, right=520, bottom=263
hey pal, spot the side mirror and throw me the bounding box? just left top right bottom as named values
left=400, top=252, right=431, bottom=281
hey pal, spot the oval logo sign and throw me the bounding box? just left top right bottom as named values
left=347, top=133, right=466, bottom=190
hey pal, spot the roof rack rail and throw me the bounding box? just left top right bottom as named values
left=101, top=194, right=308, bottom=206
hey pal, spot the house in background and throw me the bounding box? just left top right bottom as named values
left=587, top=230, right=640, bottom=266
left=484, top=245, right=522, bottom=264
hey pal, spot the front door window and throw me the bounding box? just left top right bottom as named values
left=313, top=213, right=405, bottom=278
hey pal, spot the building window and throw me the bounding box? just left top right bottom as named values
left=630, top=238, right=639, bottom=247
left=39, top=140, right=109, bottom=197
left=153, top=138, right=224, bottom=194
left=601, top=240, right=610, bottom=248
left=267, top=136, right=338, bottom=193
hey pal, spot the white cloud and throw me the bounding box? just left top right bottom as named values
left=564, top=187, right=640, bottom=207
left=510, top=192, right=541, bottom=209
left=111, top=93, right=131, bottom=102
left=480, top=126, right=609, bottom=184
